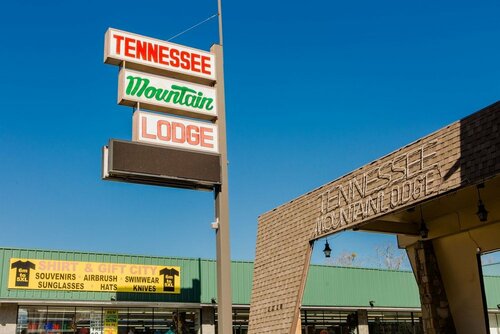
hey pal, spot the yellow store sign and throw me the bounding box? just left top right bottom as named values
left=8, top=258, right=180, bottom=294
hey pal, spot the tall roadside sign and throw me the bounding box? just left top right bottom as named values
left=102, top=28, right=222, bottom=190
left=101, top=20, right=232, bottom=333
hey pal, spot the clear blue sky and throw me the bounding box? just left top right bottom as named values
left=0, top=0, right=499, bottom=266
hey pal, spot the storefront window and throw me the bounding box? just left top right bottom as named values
left=151, top=309, right=175, bottom=333
left=300, top=309, right=423, bottom=334
left=367, top=311, right=422, bottom=334
left=18, top=306, right=77, bottom=334
left=126, top=308, right=154, bottom=334
left=46, top=307, right=76, bottom=333
left=232, top=308, right=249, bottom=334
left=76, top=307, right=99, bottom=334
left=17, top=306, right=44, bottom=334
left=301, top=310, right=357, bottom=334
left=172, top=309, right=198, bottom=334
left=17, top=307, right=199, bottom=334
left=114, top=309, right=128, bottom=334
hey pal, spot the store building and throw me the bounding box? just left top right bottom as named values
left=1, top=247, right=500, bottom=334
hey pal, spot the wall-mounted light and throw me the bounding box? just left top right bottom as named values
left=419, top=221, right=429, bottom=239
left=419, top=207, right=429, bottom=239
left=369, top=300, right=375, bottom=307
left=476, top=184, right=489, bottom=222
left=323, top=239, right=332, bottom=258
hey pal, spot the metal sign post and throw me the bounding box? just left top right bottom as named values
left=212, top=42, right=232, bottom=334
left=214, top=2, right=233, bottom=333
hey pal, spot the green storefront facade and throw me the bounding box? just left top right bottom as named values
left=0, top=247, right=499, bottom=334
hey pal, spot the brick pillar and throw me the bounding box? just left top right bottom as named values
left=0, top=303, right=17, bottom=334
left=411, top=240, right=455, bottom=334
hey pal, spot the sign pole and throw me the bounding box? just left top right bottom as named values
left=214, top=2, right=232, bottom=333
left=212, top=42, right=232, bottom=334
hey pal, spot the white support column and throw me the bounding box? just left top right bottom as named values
left=201, top=307, right=216, bottom=334
left=0, top=304, right=18, bottom=334
left=357, top=310, right=369, bottom=334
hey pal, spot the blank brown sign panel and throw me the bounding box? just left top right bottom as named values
left=103, top=139, right=221, bottom=190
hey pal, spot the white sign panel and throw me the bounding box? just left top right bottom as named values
left=133, top=110, right=219, bottom=154
left=104, top=28, right=216, bottom=82
left=119, top=69, right=217, bottom=120
left=90, top=311, right=102, bottom=334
